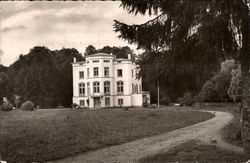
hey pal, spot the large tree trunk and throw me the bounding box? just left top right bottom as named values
left=240, top=2, right=250, bottom=153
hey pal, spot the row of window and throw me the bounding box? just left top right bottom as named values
left=79, top=81, right=124, bottom=95
left=79, top=98, right=123, bottom=107
left=86, top=60, right=110, bottom=64
left=79, top=68, right=123, bottom=78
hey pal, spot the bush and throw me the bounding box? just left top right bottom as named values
left=177, top=92, right=195, bottom=106
left=1, top=102, right=13, bottom=111
left=21, top=101, right=35, bottom=111
left=71, top=103, right=78, bottom=108
left=57, top=105, right=64, bottom=109
left=160, top=95, right=171, bottom=106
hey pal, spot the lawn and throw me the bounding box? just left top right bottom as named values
left=140, top=140, right=249, bottom=163
left=0, top=108, right=213, bottom=162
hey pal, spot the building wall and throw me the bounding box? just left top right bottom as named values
left=131, top=94, right=143, bottom=106
left=72, top=53, right=149, bottom=108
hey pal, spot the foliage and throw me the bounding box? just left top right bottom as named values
left=138, top=50, right=219, bottom=103
left=1, top=101, right=13, bottom=111
left=21, top=101, right=35, bottom=111
left=113, top=0, right=250, bottom=143
left=0, top=65, right=7, bottom=72
left=84, top=45, right=97, bottom=56
left=199, top=80, right=219, bottom=102
left=86, top=45, right=136, bottom=61
left=199, top=59, right=235, bottom=102
left=1, top=46, right=84, bottom=108
left=177, top=92, right=195, bottom=106
left=228, top=65, right=242, bottom=102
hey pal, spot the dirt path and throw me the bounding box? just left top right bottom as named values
left=52, top=111, right=243, bottom=163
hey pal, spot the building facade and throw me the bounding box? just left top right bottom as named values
left=72, top=53, right=150, bottom=108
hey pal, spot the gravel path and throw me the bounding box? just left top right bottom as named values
left=52, top=111, right=243, bottom=163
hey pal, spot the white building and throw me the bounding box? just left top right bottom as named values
left=72, top=53, right=150, bottom=108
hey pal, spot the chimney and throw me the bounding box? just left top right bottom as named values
left=73, top=57, right=76, bottom=63
left=128, top=54, right=131, bottom=60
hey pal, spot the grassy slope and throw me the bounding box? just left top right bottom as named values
left=140, top=140, right=249, bottom=163
left=0, top=108, right=213, bottom=162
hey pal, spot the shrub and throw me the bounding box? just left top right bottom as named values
left=177, top=92, right=195, bottom=106
left=71, top=103, right=78, bottom=108
left=161, top=96, right=171, bottom=106
left=21, top=101, right=35, bottom=111
left=1, top=102, right=13, bottom=111
left=57, top=105, right=64, bottom=109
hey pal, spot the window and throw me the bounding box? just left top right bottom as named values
left=80, top=100, right=85, bottom=106
left=79, top=71, right=84, bottom=79
left=87, top=82, right=90, bottom=96
left=93, top=60, right=99, bottom=63
left=104, top=81, right=110, bottom=94
left=104, top=67, right=109, bottom=77
left=93, top=82, right=100, bottom=93
left=118, top=99, right=123, bottom=106
left=139, top=84, right=142, bottom=93
left=104, top=60, right=110, bottom=63
left=132, top=70, right=133, bottom=78
left=117, top=81, right=124, bottom=94
left=117, top=69, right=122, bottom=77
left=94, top=67, right=99, bottom=77
left=79, top=83, right=85, bottom=96
left=105, top=97, right=110, bottom=106
left=87, top=68, right=90, bottom=77
left=132, top=84, right=134, bottom=94
left=135, top=84, right=138, bottom=94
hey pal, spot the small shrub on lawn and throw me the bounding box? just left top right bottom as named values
left=71, top=103, right=78, bottom=108
left=1, top=101, right=13, bottom=111
left=21, top=101, right=35, bottom=111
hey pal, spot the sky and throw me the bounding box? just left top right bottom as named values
left=0, top=1, right=153, bottom=66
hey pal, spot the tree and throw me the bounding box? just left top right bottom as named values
left=84, top=45, right=97, bottom=56
left=114, top=0, right=250, bottom=147
left=2, top=46, right=84, bottom=108
left=228, top=64, right=242, bottom=102
left=52, top=48, right=84, bottom=107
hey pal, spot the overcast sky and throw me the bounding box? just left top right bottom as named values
left=0, top=1, right=152, bottom=66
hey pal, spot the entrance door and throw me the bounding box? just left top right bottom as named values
left=94, top=97, right=101, bottom=108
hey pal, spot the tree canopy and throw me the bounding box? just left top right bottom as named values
left=114, top=0, right=250, bottom=146
left=1, top=46, right=84, bottom=108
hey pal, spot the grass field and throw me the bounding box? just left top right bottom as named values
left=140, top=140, right=249, bottom=163
left=0, top=108, right=213, bottom=162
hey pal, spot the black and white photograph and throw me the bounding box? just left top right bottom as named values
left=0, top=0, right=250, bottom=162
